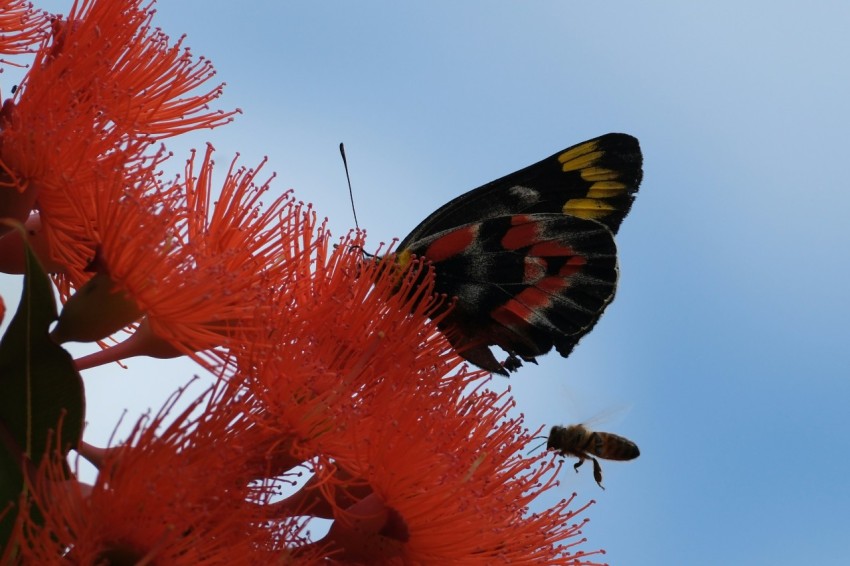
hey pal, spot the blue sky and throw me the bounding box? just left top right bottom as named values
left=4, top=1, right=850, bottom=564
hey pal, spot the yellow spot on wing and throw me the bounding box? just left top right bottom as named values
left=587, top=181, right=627, bottom=198
left=558, top=140, right=603, bottom=172
left=581, top=167, right=620, bottom=181
left=563, top=198, right=616, bottom=220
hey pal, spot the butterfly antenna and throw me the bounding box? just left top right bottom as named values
left=339, top=142, right=360, bottom=231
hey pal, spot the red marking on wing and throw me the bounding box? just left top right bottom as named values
left=424, top=226, right=477, bottom=261
left=501, top=216, right=537, bottom=250
left=491, top=276, right=570, bottom=326
left=523, top=256, right=546, bottom=283
left=558, top=255, right=587, bottom=278
left=492, top=300, right=533, bottom=327
left=528, top=241, right=580, bottom=257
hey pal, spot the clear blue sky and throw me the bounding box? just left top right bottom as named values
left=5, top=2, right=850, bottom=564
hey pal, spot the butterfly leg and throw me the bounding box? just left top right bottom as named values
left=503, top=354, right=523, bottom=372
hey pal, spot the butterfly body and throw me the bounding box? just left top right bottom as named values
left=393, top=133, right=642, bottom=375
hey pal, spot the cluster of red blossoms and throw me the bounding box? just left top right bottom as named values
left=0, top=1, right=608, bottom=563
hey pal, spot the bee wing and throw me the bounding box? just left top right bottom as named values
left=579, top=405, right=633, bottom=430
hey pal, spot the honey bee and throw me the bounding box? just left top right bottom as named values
left=546, top=424, right=639, bottom=489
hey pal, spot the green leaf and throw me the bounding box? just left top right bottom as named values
left=0, top=237, right=85, bottom=548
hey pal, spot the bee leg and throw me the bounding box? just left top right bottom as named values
left=573, top=458, right=585, bottom=474
left=591, top=457, right=605, bottom=490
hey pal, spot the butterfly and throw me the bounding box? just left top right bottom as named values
left=390, top=133, right=642, bottom=375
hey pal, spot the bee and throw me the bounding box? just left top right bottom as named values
left=546, top=424, right=639, bottom=489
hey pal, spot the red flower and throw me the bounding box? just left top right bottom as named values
left=0, top=0, right=48, bottom=57
left=233, top=229, right=607, bottom=564
left=0, top=2, right=620, bottom=563
left=63, top=146, right=305, bottom=372
left=0, top=0, right=236, bottom=264
left=6, top=380, right=307, bottom=565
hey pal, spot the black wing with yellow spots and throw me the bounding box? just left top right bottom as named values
left=393, top=133, right=642, bottom=375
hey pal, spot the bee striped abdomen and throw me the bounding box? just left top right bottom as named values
left=546, top=424, right=640, bottom=489
left=587, top=431, right=640, bottom=461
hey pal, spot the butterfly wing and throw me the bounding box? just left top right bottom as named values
left=398, top=132, right=642, bottom=249
left=402, top=214, right=618, bottom=374
left=394, top=133, right=642, bottom=374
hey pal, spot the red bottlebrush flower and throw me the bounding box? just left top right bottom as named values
left=0, top=0, right=236, bottom=247
left=315, top=384, right=606, bottom=565
left=5, top=380, right=306, bottom=566
left=47, top=0, right=239, bottom=140
left=64, top=147, right=310, bottom=374
left=143, top=145, right=298, bottom=361
left=0, top=0, right=627, bottom=563
left=0, top=0, right=49, bottom=57
left=49, top=151, right=186, bottom=343
left=230, top=227, right=607, bottom=564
